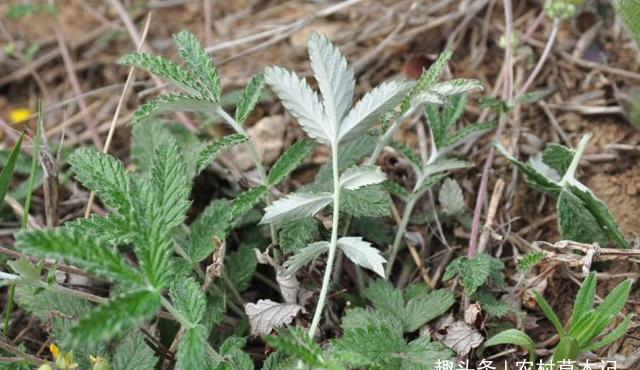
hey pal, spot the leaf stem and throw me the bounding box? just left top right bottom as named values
left=216, top=107, right=278, bottom=244
left=160, top=296, right=193, bottom=328
left=559, top=133, right=591, bottom=187
left=385, top=193, right=417, bottom=276
left=308, top=142, right=341, bottom=338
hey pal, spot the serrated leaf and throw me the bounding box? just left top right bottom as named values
left=439, top=178, right=465, bottom=216
left=267, top=139, right=315, bottom=186
left=557, top=190, right=609, bottom=246
left=402, top=337, right=453, bottom=370
left=197, top=134, right=248, bottom=174
left=364, top=279, right=405, bottom=314
left=131, top=94, right=218, bottom=125
left=69, top=290, right=160, bottom=346
left=441, top=321, right=484, bottom=356
left=443, top=254, right=504, bottom=296
left=283, top=241, right=329, bottom=274
left=173, top=30, right=221, bottom=102
left=615, top=0, right=640, bottom=49
left=441, top=121, right=494, bottom=149
left=331, top=324, right=406, bottom=368
left=0, top=133, right=23, bottom=205
left=68, top=147, right=133, bottom=214
left=402, top=49, right=453, bottom=111
left=176, top=325, right=209, bottom=370
left=188, top=199, right=232, bottom=262
left=260, top=192, right=333, bottom=225
left=308, top=32, right=355, bottom=127
left=390, top=142, right=423, bottom=173
left=542, top=144, right=574, bottom=176
left=341, top=307, right=404, bottom=337
left=15, top=229, right=144, bottom=285
left=151, top=137, right=191, bottom=229
left=417, top=159, right=468, bottom=192
left=218, top=336, right=254, bottom=370
left=170, top=276, right=207, bottom=326
left=341, top=184, right=391, bottom=217
left=279, top=217, right=318, bottom=254
left=483, top=329, right=536, bottom=362
left=232, top=185, right=268, bottom=220
left=428, top=78, right=483, bottom=97
left=338, top=80, right=413, bottom=143
left=111, top=333, right=158, bottom=370
left=66, top=215, right=132, bottom=246
left=132, top=123, right=173, bottom=174
left=235, top=73, right=266, bottom=123
left=337, top=237, right=386, bottom=277
left=266, top=328, right=328, bottom=368
left=567, top=184, right=631, bottom=249
left=516, top=251, right=545, bottom=272
left=339, top=165, right=386, bottom=190
left=119, top=52, right=203, bottom=97
left=226, top=244, right=257, bottom=292
left=569, top=272, right=596, bottom=330
left=493, top=141, right=562, bottom=193
left=403, top=289, right=455, bottom=332
left=245, top=299, right=302, bottom=336
left=264, top=66, right=329, bottom=143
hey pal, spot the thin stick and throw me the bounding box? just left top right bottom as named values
left=477, top=178, right=505, bottom=255
left=517, top=17, right=559, bottom=97
left=84, top=13, right=152, bottom=218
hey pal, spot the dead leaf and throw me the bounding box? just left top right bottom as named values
left=441, top=321, right=484, bottom=356
left=276, top=270, right=299, bottom=304
left=244, top=299, right=302, bottom=336
left=464, top=303, right=482, bottom=327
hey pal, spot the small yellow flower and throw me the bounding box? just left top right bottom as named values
left=90, top=355, right=111, bottom=370
left=9, top=108, right=31, bottom=124
left=49, top=343, right=60, bottom=360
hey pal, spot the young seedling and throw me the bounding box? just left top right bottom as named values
left=495, top=134, right=630, bottom=249
left=484, top=272, right=633, bottom=365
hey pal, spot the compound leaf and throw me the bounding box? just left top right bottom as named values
left=268, top=140, right=315, bottom=186
left=260, top=192, right=333, bottom=225
left=196, top=134, right=248, bottom=174
left=337, top=237, right=386, bottom=277
left=235, top=72, right=266, bottom=124
left=173, top=30, right=221, bottom=102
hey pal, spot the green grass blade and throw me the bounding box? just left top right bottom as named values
left=483, top=329, right=536, bottom=362
left=586, top=313, right=633, bottom=350
left=569, top=272, right=597, bottom=331
left=0, top=132, right=24, bottom=206
left=596, top=279, right=632, bottom=318
left=532, top=290, right=566, bottom=337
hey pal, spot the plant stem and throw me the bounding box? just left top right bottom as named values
left=385, top=194, right=417, bottom=276
left=216, top=108, right=278, bottom=244
left=160, top=296, right=192, bottom=328
left=308, top=142, right=341, bottom=338
left=516, top=17, right=560, bottom=98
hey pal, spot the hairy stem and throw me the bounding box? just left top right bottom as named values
left=161, top=296, right=192, bottom=328
left=216, top=108, right=278, bottom=244
left=385, top=193, right=417, bottom=276
left=308, top=142, right=341, bottom=338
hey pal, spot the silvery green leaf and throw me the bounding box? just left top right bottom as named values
left=541, top=144, right=574, bottom=176
left=439, top=178, right=465, bottom=216
left=614, top=0, right=640, bottom=49
left=131, top=94, right=218, bottom=125
left=276, top=269, right=299, bottom=304
left=529, top=155, right=561, bottom=183
left=402, top=49, right=452, bottom=112
left=493, top=141, right=562, bottom=193
left=411, top=90, right=445, bottom=107
left=284, top=241, right=330, bottom=274
left=307, top=32, right=355, bottom=126
left=260, top=192, right=333, bottom=225
left=244, top=299, right=303, bottom=336
left=173, top=30, right=221, bottom=102
left=338, top=80, right=413, bottom=143
left=429, top=78, right=483, bottom=97
left=337, top=237, right=386, bottom=277
left=264, top=66, right=330, bottom=143
left=339, top=165, right=387, bottom=190
left=416, top=158, right=468, bottom=191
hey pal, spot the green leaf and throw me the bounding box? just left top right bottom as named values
left=0, top=133, right=23, bottom=205
left=232, top=186, right=268, bottom=221
left=568, top=185, right=631, bottom=249
left=331, top=324, right=406, bottom=368
left=177, top=325, right=209, bottom=370
left=341, top=307, right=404, bottom=337
left=111, top=333, right=158, bottom=370
left=267, top=140, right=315, bottom=186
left=15, top=229, right=144, bottom=285
left=235, top=72, right=266, bottom=123
left=557, top=190, right=609, bottom=246
left=283, top=241, right=329, bottom=274
left=443, top=254, right=504, bottom=296
left=441, top=121, right=494, bottom=148
left=65, top=215, right=132, bottom=246
left=586, top=313, right=633, bottom=350
left=337, top=236, right=386, bottom=277
left=226, top=244, right=257, bottom=292
left=475, top=290, right=523, bottom=319
left=68, top=147, right=133, bottom=214
left=197, top=134, right=248, bottom=174
left=402, top=337, right=453, bottom=370
left=313, top=134, right=378, bottom=185
left=542, top=144, right=574, bottom=176
left=188, top=199, right=233, bottom=263
left=402, top=49, right=452, bottom=112
left=266, top=328, right=329, bottom=369
left=364, top=279, right=405, bottom=313
left=15, top=285, right=91, bottom=319
left=483, top=329, right=536, bottom=362
left=531, top=290, right=566, bottom=337
left=568, top=310, right=607, bottom=347
left=341, top=184, right=391, bottom=217
left=131, top=123, right=173, bottom=174
left=170, top=276, right=207, bottom=326
left=439, top=178, right=465, bottom=216
left=596, top=279, right=632, bottom=318
left=569, top=272, right=596, bottom=330
left=7, top=257, right=41, bottom=282
left=390, top=142, right=422, bottom=171
left=218, top=336, right=253, bottom=370
left=261, top=192, right=333, bottom=225
left=151, top=137, right=191, bottom=229
left=173, top=30, right=221, bottom=102
left=552, top=336, right=580, bottom=364
left=131, top=94, right=218, bottom=125
left=119, top=52, right=203, bottom=97
left=69, top=290, right=160, bottom=346
left=516, top=252, right=545, bottom=272
left=493, top=141, right=562, bottom=194
left=614, top=0, right=640, bottom=49
left=515, top=89, right=552, bottom=106
left=403, top=289, right=455, bottom=332
left=279, top=217, right=318, bottom=254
